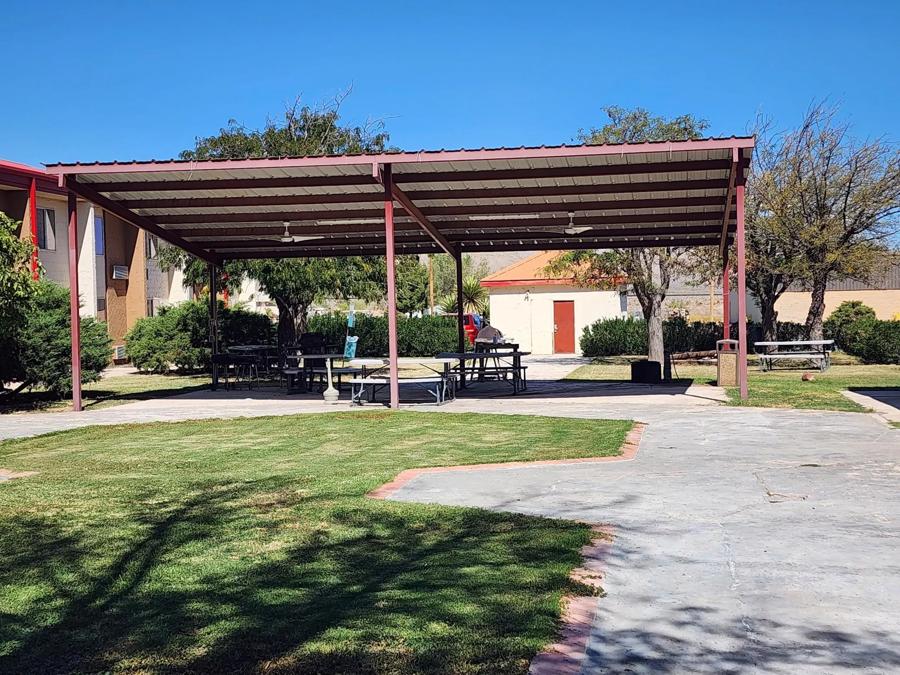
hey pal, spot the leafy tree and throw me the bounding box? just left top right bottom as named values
left=0, top=212, right=36, bottom=384
left=241, top=257, right=383, bottom=345
left=552, top=106, right=710, bottom=363
left=754, top=104, right=900, bottom=339
left=169, top=95, right=392, bottom=345
left=432, top=254, right=490, bottom=297
left=395, top=255, right=429, bottom=315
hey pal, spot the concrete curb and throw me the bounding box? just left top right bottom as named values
left=367, top=422, right=647, bottom=673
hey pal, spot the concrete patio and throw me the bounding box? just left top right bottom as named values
left=3, top=358, right=898, bottom=673
left=388, top=406, right=900, bottom=674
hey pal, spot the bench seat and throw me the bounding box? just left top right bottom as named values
left=349, top=375, right=455, bottom=405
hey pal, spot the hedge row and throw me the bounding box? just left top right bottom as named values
left=580, top=316, right=806, bottom=357
left=125, top=300, right=274, bottom=373
left=308, top=313, right=458, bottom=357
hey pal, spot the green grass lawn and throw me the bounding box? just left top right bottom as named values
left=0, top=412, right=631, bottom=674
left=567, top=361, right=900, bottom=412
left=0, top=373, right=210, bottom=414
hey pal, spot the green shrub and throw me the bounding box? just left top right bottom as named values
left=580, top=316, right=807, bottom=357
left=220, top=307, right=275, bottom=348
left=308, top=313, right=457, bottom=357
left=17, top=281, right=111, bottom=395
left=855, top=320, right=900, bottom=364
left=580, top=317, right=647, bottom=356
left=125, top=300, right=275, bottom=373
left=824, top=301, right=877, bottom=350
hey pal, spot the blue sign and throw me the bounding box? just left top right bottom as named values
left=344, top=335, right=358, bottom=359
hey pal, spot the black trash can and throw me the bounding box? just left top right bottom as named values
left=630, top=359, right=662, bottom=384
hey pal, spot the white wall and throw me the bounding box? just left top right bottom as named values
left=34, top=195, right=69, bottom=287
left=35, top=196, right=100, bottom=318
left=488, top=285, right=623, bottom=354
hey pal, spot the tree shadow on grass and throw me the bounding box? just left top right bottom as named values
left=0, top=482, right=588, bottom=674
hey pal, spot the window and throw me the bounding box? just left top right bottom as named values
left=36, top=207, right=56, bottom=250
left=145, top=233, right=159, bottom=260
left=94, top=214, right=105, bottom=256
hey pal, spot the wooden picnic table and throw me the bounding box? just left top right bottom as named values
left=753, top=340, right=834, bottom=371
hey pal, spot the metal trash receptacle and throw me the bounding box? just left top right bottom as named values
left=716, top=339, right=739, bottom=386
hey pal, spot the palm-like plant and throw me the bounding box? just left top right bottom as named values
left=437, top=277, right=489, bottom=315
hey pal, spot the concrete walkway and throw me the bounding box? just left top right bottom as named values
left=0, top=355, right=725, bottom=441
left=388, top=406, right=900, bottom=673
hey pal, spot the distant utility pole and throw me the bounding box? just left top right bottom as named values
left=427, top=254, right=435, bottom=314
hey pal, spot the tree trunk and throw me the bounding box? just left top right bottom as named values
left=274, top=297, right=298, bottom=348
left=804, top=275, right=828, bottom=340
left=646, top=299, right=665, bottom=365
left=760, top=298, right=779, bottom=342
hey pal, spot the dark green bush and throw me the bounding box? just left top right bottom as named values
left=580, top=316, right=807, bottom=357
left=855, top=320, right=900, bottom=364
left=580, top=317, right=648, bottom=356
left=824, top=301, right=877, bottom=351
left=308, top=313, right=457, bottom=357
left=17, top=281, right=111, bottom=395
left=125, top=300, right=275, bottom=373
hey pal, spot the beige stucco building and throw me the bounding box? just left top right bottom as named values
left=481, top=251, right=624, bottom=355
left=1, top=159, right=192, bottom=358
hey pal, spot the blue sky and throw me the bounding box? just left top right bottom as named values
left=4, top=0, right=899, bottom=166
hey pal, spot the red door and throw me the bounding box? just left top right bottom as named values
left=553, top=301, right=575, bottom=353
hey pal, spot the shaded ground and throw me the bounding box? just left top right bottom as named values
left=389, top=407, right=900, bottom=674
left=0, top=372, right=210, bottom=414
left=0, top=412, right=630, bottom=674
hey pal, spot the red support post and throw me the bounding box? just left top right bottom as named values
left=67, top=191, right=82, bottom=411
left=722, top=256, right=730, bottom=341
left=383, top=164, right=400, bottom=409
left=29, top=178, right=39, bottom=279
left=735, top=181, right=749, bottom=400
left=455, top=252, right=465, bottom=353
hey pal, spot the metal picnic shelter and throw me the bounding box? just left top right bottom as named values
left=45, top=136, right=755, bottom=410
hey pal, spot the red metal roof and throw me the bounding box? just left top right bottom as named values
left=481, top=251, right=574, bottom=287
left=43, top=137, right=753, bottom=263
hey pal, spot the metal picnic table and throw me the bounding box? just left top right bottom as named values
left=753, top=339, right=835, bottom=371
left=436, top=350, right=530, bottom=394
left=348, top=357, right=458, bottom=404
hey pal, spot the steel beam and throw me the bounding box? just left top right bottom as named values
left=29, top=178, right=39, bottom=279
left=67, top=192, right=82, bottom=412
left=169, top=212, right=735, bottom=239
left=209, top=262, right=219, bottom=390
left=219, top=235, right=724, bottom=259
left=155, top=196, right=729, bottom=226
left=373, top=163, right=456, bottom=255
left=90, top=161, right=734, bottom=194
left=722, top=255, right=731, bottom=340
left=720, top=147, right=740, bottom=256
left=116, top=178, right=730, bottom=210
left=383, top=165, right=400, bottom=409
left=736, top=181, right=749, bottom=400
left=64, top=176, right=219, bottom=264
left=44, top=137, right=754, bottom=176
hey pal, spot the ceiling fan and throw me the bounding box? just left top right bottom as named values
left=263, top=222, right=324, bottom=244
left=562, top=212, right=592, bottom=236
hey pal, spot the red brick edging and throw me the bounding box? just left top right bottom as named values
left=368, top=421, right=646, bottom=500
left=530, top=525, right=615, bottom=675
left=367, top=422, right=647, bottom=674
